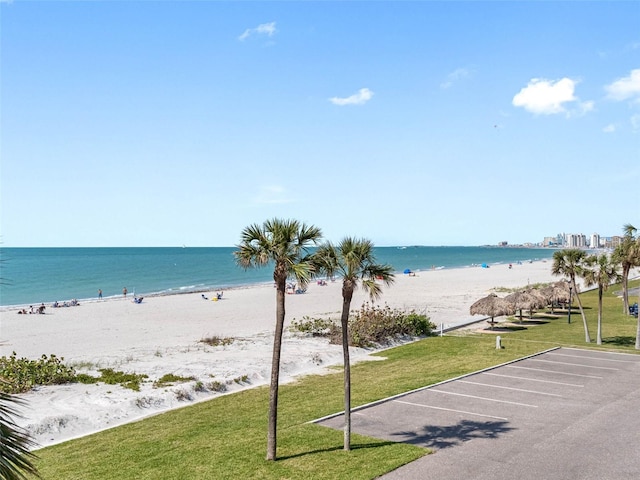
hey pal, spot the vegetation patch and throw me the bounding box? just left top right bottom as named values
left=290, top=316, right=336, bottom=336
left=94, top=368, right=149, bottom=392
left=0, top=352, right=76, bottom=394
left=200, top=335, right=235, bottom=347
left=290, top=306, right=435, bottom=348
left=153, top=373, right=195, bottom=388
left=207, top=381, right=227, bottom=392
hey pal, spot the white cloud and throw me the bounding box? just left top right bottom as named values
left=603, top=124, right=616, bottom=133
left=605, top=69, right=640, bottom=102
left=253, top=185, right=292, bottom=205
left=512, top=77, right=582, bottom=115
left=440, top=68, right=470, bottom=89
left=239, top=22, right=277, bottom=42
left=631, top=114, right=640, bottom=132
left=329, top=88, right=374, bottom=106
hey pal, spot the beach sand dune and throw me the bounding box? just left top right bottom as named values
left=1, top=260, right=561, bottom=448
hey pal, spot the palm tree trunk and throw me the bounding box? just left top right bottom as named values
left=596, top=286, right=603, bottom=345
left=341, top=288, right=354, bottom=451
left=622, top=265, right=630, bottom=314
left=266, top=278, right=286, bottom=461
left=636, top=292, right=640, bottom=350
left=572, top=277, right=591, bottom=343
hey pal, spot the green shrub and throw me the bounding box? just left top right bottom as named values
left=329, top=304, right=435, bottom=348
left=0, top=352, right=76, bottom=393
left=289, top=316, right=335, bottom=336
left=207, top=381, right=227, bottom=392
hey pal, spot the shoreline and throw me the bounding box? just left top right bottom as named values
left=0, top=246, right=560, bottom=308
left=1, top=260, right=564, bottom=448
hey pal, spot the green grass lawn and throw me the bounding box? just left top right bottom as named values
left=30, top=280, right=640, bottom=479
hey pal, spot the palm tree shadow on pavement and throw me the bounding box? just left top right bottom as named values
left=390, top=419, right=515, bottom=450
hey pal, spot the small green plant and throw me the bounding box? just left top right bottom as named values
left=153, top=373, right=195, bottom=388
left=135, top=396, right=156, bottom=408
left=233, top=375, right=249, bottom=384
left=207, top=381, right=227, bottom=392
left=200, top=335, right=235, bottom=347
left=174, top=389, right=192, bottom=401
left=193, top=381, right=206, bottom=392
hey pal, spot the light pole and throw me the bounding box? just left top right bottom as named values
left=567, top=284, right=573, bottom=324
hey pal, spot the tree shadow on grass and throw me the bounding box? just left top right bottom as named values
left=278, top=440, right=398, bottom=461
left=602, top=336, right=636, bottom=346
left=390, top=419, right=515, bottom=449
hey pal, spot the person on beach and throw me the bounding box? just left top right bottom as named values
left=123, top=287, right=127, bottom=298
left=98, top=289, right=103, bottom=300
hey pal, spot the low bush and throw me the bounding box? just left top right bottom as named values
left=330, top=303, right=435, bottom=348
left=289, top=316, right=335, bottom=336
left=153, top=373, right=195, bottom=388
left=0, top=352, right=76, bottom=393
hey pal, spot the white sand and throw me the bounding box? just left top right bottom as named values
left=0, top=260, right=562, bottom=448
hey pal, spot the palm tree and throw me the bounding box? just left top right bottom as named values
left=551, top=248, right=590, bottom=342
left=312, top=238, right=394, bottom=451
left=234, top=218, right=322, bottom=461
left=0, top=391, right=41, bottom=480
left=612, top=224, right=638, bottom=316
left=636, top=235, right=640, bottom=350
left=582, top=254, right=622, bottom=345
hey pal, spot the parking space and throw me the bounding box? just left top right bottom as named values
left=315, top=347, right=640, bottom=479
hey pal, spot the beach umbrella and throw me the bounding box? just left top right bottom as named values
left=505, top=290, right=546, bottom=321
left=469, top=293, right=516, bottom=329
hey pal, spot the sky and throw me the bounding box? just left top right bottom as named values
left=1, top=0, right=639, bottom=248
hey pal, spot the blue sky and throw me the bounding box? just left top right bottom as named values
left=1, top=1, right=638, bottom=247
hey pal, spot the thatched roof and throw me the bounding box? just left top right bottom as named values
left=505, top=290, right=547, bottom=310
left=539, top=281, right=574, bottom=303
left=469, top=293, right=516, bottom=318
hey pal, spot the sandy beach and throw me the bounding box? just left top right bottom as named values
left=1, top=260, right=563, bottom=448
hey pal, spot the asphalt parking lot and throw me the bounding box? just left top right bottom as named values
left=315, top=347, right=640, bottom=480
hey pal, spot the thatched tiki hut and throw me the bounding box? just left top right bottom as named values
left=470, top=293, right=516, bottom=329
left=538, top=281, right=573, bottom=313
left=505, top=290, right=547, bottom=322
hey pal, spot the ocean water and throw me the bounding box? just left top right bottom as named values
left=0, top=246, right=555, bottom=307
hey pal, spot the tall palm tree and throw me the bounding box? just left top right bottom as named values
left=313, top=238, right=394, bottom=451
left=582, top=253, right=622, bottom=345
left=612, top=224, right=638, bottom=316
left=551, top=248, right=590, bottom=342
left=0, top=391, right=41, bottom=480
left=636, top=235, right=640, bottom=350
left=234, top=218, right=322, bottom=461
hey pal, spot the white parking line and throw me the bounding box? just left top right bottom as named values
left=458, top=380, right=563, bottom=397
left=506, top=365, right=602, bottom=379
left=393, top=400, right=509, bottom=421
left=429, top=389, right=538, bottom=407
left=529, top=359, right=619, bottom=370
left=483, top=372, right=584, bottom=387
left=547, top=352, right=638, bottom=363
